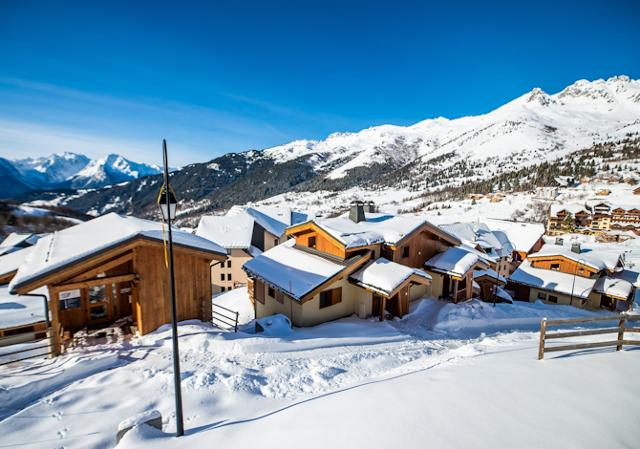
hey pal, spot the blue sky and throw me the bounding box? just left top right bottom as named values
left=1, top=0, right=639, bottom=166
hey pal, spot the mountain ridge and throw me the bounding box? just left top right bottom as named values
left=8, top=75, right=640, bottom=222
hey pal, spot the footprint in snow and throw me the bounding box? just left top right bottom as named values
left=51, top=411, right=63, bottom=420
left=57, top=427, right=69, bottom=439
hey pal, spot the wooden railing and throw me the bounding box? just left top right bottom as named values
left=538, top=315, right=640, bottom=360
left=212, top=303, right=240, bottom=332
left=0, top=330, right=55, bottom=366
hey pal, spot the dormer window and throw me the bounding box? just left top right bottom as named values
left=402, top=246, right=410, bottom=258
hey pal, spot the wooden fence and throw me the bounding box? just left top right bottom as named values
left=538, top=315, right=640, bottom=360
left=0, top=330, right=55, bottom=366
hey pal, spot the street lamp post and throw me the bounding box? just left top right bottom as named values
left=158, top=139, right=185, bottom=437
left=569, top=258, right=585, bottom=307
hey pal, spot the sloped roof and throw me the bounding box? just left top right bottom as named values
left=10, top=213, right=226, bottom=292
left=245, top=207, right=289, bottom=238
left=529, top=244, right=623, bottom=272
left=424, top=247, right=485, bottom=277
left=0, top=247, right=33, bottom=279
left=484, top=219, right=545, bottom=254
left=0, top=285, right=47, bottom=329
left=243, top=239, right=347, bottom=301
left=306, top=213, right=459, bottom=249
left=593, top=275, right=634, bottom=300
left=195, top=213, right=255, bottom=249
left=510, top=261, right=597, bottom=299
left=350, top=258, right=432, bottom=296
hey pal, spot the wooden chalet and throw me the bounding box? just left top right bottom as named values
left=9, top=213, right=226, bottom=354
left=243, top=202, right=461, bottom=326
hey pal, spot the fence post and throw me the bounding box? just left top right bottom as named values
left=616, top=316, right=625, bottom=351
left=235, top=311, right=239, bottom=333
left=538, top=318, right=547, bottom=360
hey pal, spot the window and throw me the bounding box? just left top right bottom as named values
left=227, top=260, right=232, bottom=268
left=275, top=290, right=284, bottom=304
left=268, top=286, right=275, bottom=298
left=308, top=236, right=317, bottom=249
left=537, top=291, right=547, bottom=300
left=221, top=287, right=226, bottom=292
left=402, top=246, right=410, bottom=258
left=319, top=288, right=342, bottom=309
left=227, top=273, right=232, bottom=281
left=548, top=295, right=558, bottom=304
left=220, top=273, right=225, bottom=281
left=550, top=263, right=560, bottom=271
left=88, top=285, right=106, bottom=303
left=274, top=238, right=279, bottom=247
left=59, top=289, right=81, bottom=310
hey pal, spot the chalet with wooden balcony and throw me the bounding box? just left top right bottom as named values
left=508, top=243, right=636, bottom=311
left=9, top=213, right=226, bottom=354
left=243, top=201, right=462, bottom=326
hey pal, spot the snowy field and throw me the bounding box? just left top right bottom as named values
left=1, top=296, right=638, bottom=449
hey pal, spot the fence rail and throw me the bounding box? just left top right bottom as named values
left=538, top=315, right=640, bottom=360
left=212, top=303, right=239, bottom=332
left=0, top=332, right=54, bottom=367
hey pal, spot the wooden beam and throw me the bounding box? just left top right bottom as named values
left=65, top=252, right=134, bottom=283
left=380, top=297, right=386, bottom=322
left=52, top=273, right=137, bottom=292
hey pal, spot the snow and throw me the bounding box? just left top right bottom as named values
left=509, top=261, right=597, bottom=299
left=117, top=410, right=162, bottom=432
left=350, top=258, right=432, bottom=295
left=0, top=246, right=33, bottom=278
left=242, top=240, right=345, bottom=300
left=531, top=244, right=623, bottom=271
left=0, top=285, right=47, bottom=329
left=473, top=268, right=506, bottom=284
left=195, top=213, right=255, bottom=249
left=212, top=287, right=254, bottom=325
left=256, top=314, right=292, bottom=335
left=313, top=214, right=448, bottom=249
left=245, top=207, right=288, bottom=238
left=10, top=213, right=226, bottom=292
left=483, top=219, right=545, bottom=254
left=0, top=232, right=39, bottom=255
left=424, top=246, right=482, bottom=277
left=592, top=276, right=634, bottom=299
left=1, top=294, right=636, bottom=449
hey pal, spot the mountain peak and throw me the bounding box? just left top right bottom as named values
left=526, top=87, right=555, bottom=106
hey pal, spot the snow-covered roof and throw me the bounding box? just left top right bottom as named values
left=440, top=222, right=506, bottom=258
left=593, top=276, right=634, bottom=300
left=0, top=233, right=40, bottom=256
left=243, top=240, right=347, bottom=300
left=10, top=213, right=226, bottom=292
left=0, top=247, right=33, bottom=279
left=245, top=207, right=288, bottom=238
left=195, top=213, right=255, bottom=249
left=484, top=219, right=545, bottom=253
left=424, top=247, right=484, bottom=277
left=473, top=268, right=506, bottom=284
left=0, top=233, right=37, bottom=249
left=0, top=285, right=47, bottom=329
left=349, top=258, right=432, bottom=296
left=509, top=261, right=597, bottom=299
left=550, top=203, right=589, bottom=216
left=309, top=213, right=458, bottom=249
left=529, top=244, right=623, bottom=272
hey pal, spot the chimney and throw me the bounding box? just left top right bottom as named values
left=366, top=201, right=376, bottom=213
left=349, top=201, right=366, bottom=223
left=555, top=237, right=564, bottom=246
left=571, top=242, right=581, bottom=254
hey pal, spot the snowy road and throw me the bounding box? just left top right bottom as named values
left=0, top=298, right=638, bottom=449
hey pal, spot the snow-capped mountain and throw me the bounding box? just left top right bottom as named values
left=12, top=152, right=91, bottom=187
left=257, top=75, right=640, bottom=182
left=67, top=154, right=162, bottom=189
left=2, top=152, right=162, bottom=196
left=17, top=75, right=640, bottom=221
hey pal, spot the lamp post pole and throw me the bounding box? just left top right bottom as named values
left=162, top=139, right=185, bottom=437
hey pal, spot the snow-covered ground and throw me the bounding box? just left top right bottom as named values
left=1, top=296, right=638, bottom=449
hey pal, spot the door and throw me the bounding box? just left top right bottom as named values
left=372, top=293, right=383, bottom=318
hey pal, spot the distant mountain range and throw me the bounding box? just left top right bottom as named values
left=0, top=152, right=162, bottom=197
left=5, top=75, right=640, bottom=222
